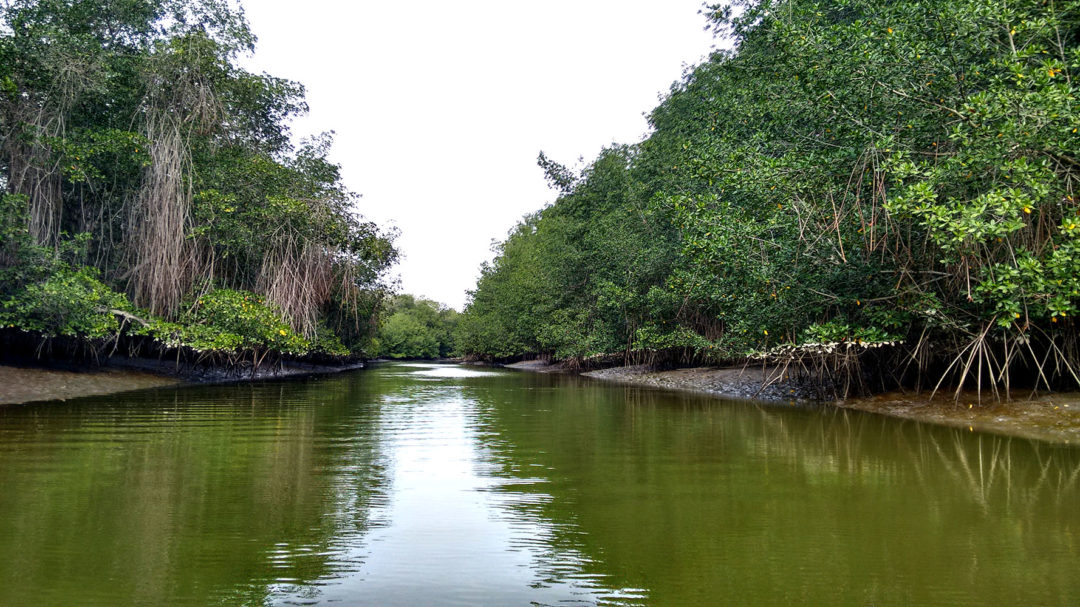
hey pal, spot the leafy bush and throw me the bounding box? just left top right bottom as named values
left=0, top=194, right=59, bottom=292
left=144, top=289, right=311, bottom=354
left=311, top=324, right=350, bottom=357
left=0, top=267, right=132, bottom=338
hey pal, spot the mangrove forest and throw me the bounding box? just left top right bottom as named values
left=0, top=0, right=397, bottom=370
left=458, top=0, right=1080, bottom=398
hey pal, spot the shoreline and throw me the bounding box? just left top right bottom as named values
left=7, top=357, right=1079, bottom=443
left=505, top=360, right=1080, bottom=444
left=0, top=364, right=181, bottom=405
left=0, top=358, right=367, bottom=406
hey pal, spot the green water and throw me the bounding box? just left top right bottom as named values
left=0, top=362, right=1078, bottom=606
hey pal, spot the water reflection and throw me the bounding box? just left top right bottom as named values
left=465, top=373, right=1080, bottom=606
left=306, top=363, right=646, bottom=606
left=0, top=363, right=1077, bottom=606
left=0, top=375, right=394, bottom=606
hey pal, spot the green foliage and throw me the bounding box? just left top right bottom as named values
left=458, top=145, right=680, bottom=361
left=0, top=0, right=396, bottom=363
left=141, top=289, right=309, bottom=355
left=376, top=294, right=459, bottom=359
left=0, top=194, right=55, bottom=288
left=0, top=194, right=137, bottom=340
left=462, top=0, right=1080, bottom=393
left=310, top=325, right=350, bottom=357
left=800, top=320, right=903, bottom=346
left=1, top=267, right=131, bottom=338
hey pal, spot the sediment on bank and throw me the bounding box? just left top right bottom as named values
left=502, top=346, right=869, bottom=401
left=506, top=359, right=816, bottom=401
left=499, top=334, right=1080, bottom=403
left=0, top=364, right=180, bottom=405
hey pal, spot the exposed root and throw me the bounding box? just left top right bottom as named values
left=258, top=232, right=332, bottom=338
left=126, top=120, right=198, bottom=317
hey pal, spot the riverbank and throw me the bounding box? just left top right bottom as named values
left=0, top=358, right=367, bottom=406
left=0, top=364, right=180, bottom=405
left=837, top=391, right=1080, bottom=444
left=506, top=360, right=817, bottom=401
left=505, top=360, right=1080, bottom=443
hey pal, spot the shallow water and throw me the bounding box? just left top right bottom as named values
left=0, top=364, right=178, bottom=404
left=1, top=362, right=1078, bottom=605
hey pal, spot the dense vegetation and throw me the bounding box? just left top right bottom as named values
left=374, top=294, right=459, bottom=359
left=459, top=0, right=1080, bottom=397
left=0, top=0, right=396, bottom=366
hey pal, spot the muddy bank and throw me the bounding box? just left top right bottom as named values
left=837, top=391, right=1080, bottom=444
left=503, top=359, right=568, bottom=373
left=506, top=360, right=1080, bottom=443
left=0, top=365, right=180, bottom=405
left=1, top=328, right=366, bottom=388
left=102, top=354, right=366, bottom=383
left=0, top=357, right=366, bottom=406
left=582, top=364, right=816, bottom=401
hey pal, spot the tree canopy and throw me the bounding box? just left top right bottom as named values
left=458, top=0, right=1080, bottom=396
left=375, top=294, right=459, bottom=360
left=0, top=0, right=397, bottom=362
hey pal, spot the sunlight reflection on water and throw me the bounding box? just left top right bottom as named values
left=408, top=364, right=502, bottom=379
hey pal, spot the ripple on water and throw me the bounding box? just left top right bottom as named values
left=1, top=362, right=1078, bottom=606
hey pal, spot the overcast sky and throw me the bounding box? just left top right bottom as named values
left=241, top=1, right=720, bottom=310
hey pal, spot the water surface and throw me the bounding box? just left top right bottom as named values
left=1, top=362, right=1078, bottom=605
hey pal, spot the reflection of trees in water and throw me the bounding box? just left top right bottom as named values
left=5, top=368, right=1077, bottom=605
left=366, top=368, right=643, bottom=605
left=754, top=404, right=1080, bottom=516
left=463, top=381, right=652, bottom=606
left=463, top=372, right=1080, bottom=605
left=921, top=426, right=1080, bottom=513
left=0, top=373, right=393, bottom=606
left=465, top=375, right=683, bottom=605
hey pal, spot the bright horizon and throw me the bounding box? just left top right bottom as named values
left=241, top=1, right=721, bottom=310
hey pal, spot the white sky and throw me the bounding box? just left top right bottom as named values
left=241, top=1, right=719, bottom=310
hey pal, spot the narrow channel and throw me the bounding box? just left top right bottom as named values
left=0, top=362, right=1077, bottom=605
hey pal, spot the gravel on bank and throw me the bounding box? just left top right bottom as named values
left=581, top=364, right=816, bottom=401
left=506, top=360, right=814, bottom=401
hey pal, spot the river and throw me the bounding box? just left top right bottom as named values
left=0, top=362, right=1078, bottom=605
